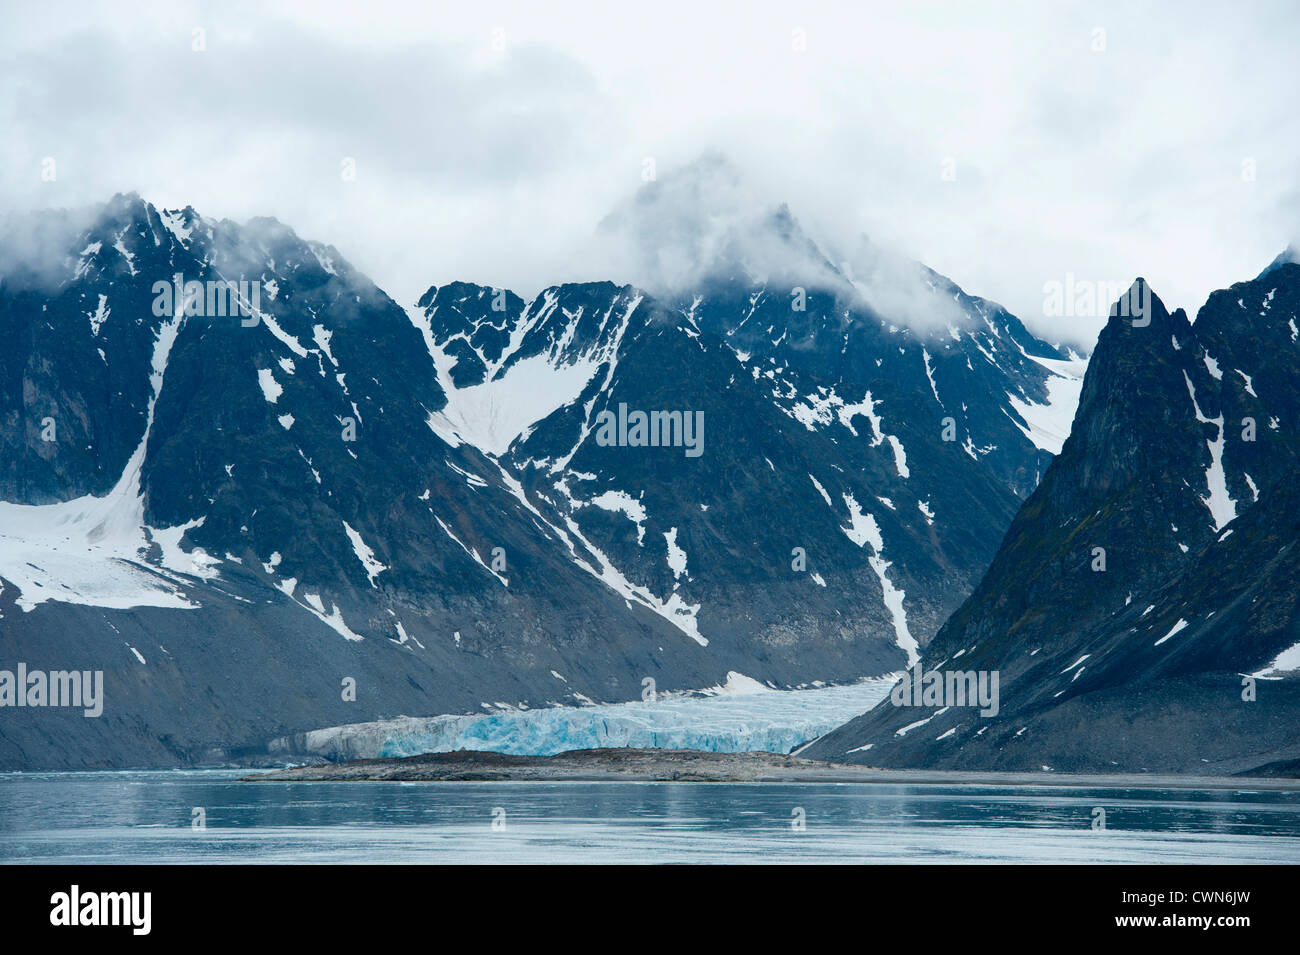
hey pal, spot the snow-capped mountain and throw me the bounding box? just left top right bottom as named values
left=415, top=158, right=1089, bottom=673
left=0, top=175, right=1080, bottom=769
left=1, top=194, right=743, bottom=769
left=806, top=268, right=1300, bottom=774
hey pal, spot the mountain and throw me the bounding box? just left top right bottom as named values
left=1259, top=244, right=1299, bottom=280
left=415, top=158, right=1087, bottom=678
left=0, top=171, right=1078, bottom=769
left=0, top=194, right=731, bottom=769
left=805, top=267, right=1300, bottom=775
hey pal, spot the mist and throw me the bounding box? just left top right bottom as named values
left=3, top=0, right=1299, bottom=347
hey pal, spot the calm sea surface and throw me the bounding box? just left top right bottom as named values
left=2, top=770, right=1299, bottom=863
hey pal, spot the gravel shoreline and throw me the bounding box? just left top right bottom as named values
left=241, top=748, right=1300, bottom=789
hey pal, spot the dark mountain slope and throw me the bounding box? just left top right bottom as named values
left=806, top=269, right=1300, bottom=774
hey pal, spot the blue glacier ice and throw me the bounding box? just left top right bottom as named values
left=295, top=674, right=896, bottom=761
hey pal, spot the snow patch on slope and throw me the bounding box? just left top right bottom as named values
left=840, top=492, right=918, bottom=665
left=414, top=293, right=640, bottom=457
left=1005, top=347, right=1088, bottom=455
left=665, top=527, right=688, bottom=580
left=1184, top=372, right=1237, bottom=531
left=342, top=521, right=388, bottom=587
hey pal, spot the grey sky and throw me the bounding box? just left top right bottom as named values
left=3, top=0, right=1298, bottom=347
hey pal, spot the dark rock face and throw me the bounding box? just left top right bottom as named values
left=0, top=192, right=1072, bottom=769
left=1, top=195, right=172, bottom=502
left=807, top=270, right=1300, bottom=775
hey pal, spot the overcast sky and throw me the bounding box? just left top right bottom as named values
left=3, top=0, right=1298, bottom=347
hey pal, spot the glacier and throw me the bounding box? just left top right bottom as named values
left=283, top=674, right=896, bottom=761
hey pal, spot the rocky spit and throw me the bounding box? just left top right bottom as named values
left=242, top=748, right=1300, bottom=788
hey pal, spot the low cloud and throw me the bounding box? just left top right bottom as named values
left=0, top=204, right=101, bottom=291
left=3, top=1, right=1299, bottom=347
